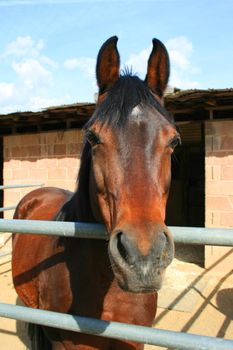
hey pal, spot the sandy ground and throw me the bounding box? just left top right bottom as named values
left=0, top=248, right=233, bottom=350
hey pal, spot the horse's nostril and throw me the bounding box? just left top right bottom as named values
left=116, top=232, right=129, bottom=262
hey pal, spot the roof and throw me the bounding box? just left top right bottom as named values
left=165, top=88, right=233, bottom=110
left=0, top=89, right=233, bottom=135
left=0, top=103, right=95, bottom=136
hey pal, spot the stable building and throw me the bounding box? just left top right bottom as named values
left=0, top=88, right=232, bottom=268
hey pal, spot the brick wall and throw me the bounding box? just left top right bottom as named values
left=3, top=129, right=83, bottom=220
left=205, top=120, right=233, bottom=270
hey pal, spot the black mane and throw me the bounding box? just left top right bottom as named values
left=86, top=73, right=173, bottom=129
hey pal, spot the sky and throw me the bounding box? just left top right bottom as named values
left=0, top=0, right=232, bottom=113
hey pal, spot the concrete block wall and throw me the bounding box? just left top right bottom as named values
left=3, top=129, right=83, bottom=220
left=205, top=120, right=233, bottom=270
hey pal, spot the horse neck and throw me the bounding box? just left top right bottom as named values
left=58, top=142, right=96, bottom=223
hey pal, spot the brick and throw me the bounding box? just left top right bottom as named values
left=38, top=132, right=55, bottom=145
left=8, top=135, right=21, bottom=146
left=205, top=122, right=214, bottom=136
left=205, top=135, right=221, bottom=152
left=38, top=158, right=57, bottom=169
left=213, top=136, right=221, bottom=151
left=12, top=168, right=29, bottom=180
left=21, top=159, right=38, bottom=170
left=4, top=191, right=21, bottom=206
left=11, top=147, right=22, bottom=158
left=57, top=157, right=80, bottom=168
left=3, top=168, right=12, bottom=180
left=54, top=144, right=66, bottom=156
left=46, top=180, right=75, bottom=191
left=38, top=134, right=49, bottom=145
left=18, top=147, right=27, bottom=158
left=27, top=145, right=41, bottom=157
left=205, top=246, right=233, bottom=270
left=4, top=148, right=11, bottom=158
left=9, top=159, right=22, bottom=169
left=221, top=165, right=233, bottom=180
left=67, top=143, right=82, bottom=156
left=24, top=134, right=39, bottom=145
left=205, top=211, right=221, bottom=227
left=62, top=129, right=84, bottom=144
left=206, top=196, right=232, bottom=211
left=38, top=131, right=68, bottom=145
left=220, top=212, right=233, bottom=227
left=206, top=152, right=229, bottom=165
left=205, top=136, right=213, bottom=152
left=221, top=136, right=233, bottom=150
left=206, top=181, right=233, bottom=195
left=212, top=166, right=221, bottom=180
left=29, top=168, right=48, bottom=180
left=205, top=211, right=214, bottom=226
left=205, top=121, right=233, bottom=136
left=205, top=166, right=212, bottom=180
left=3, top=135, right=11, bottom=148
left=230, top=196, right=233, bottom=208
left=67, top=167, right=79, bottom=181
left=206, top=165, right=221, bottom=180
left=40, top=145, right=49, bottom=157
left=47, top=145, right=56, bottom=157
left=48, top=168, right=67, bottom=180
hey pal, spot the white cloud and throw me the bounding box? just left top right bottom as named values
left=12, top=59, right=53, bottom=89
left=26, top=96, right=68, bottom=111
left=0, top=82, right=15, bottom=103
left=3, top=36, right=44, bottom=58
left=126, top=36, right=200, bottom=89
left=0, top=36, right=62, bottom=113
left=64, top=58, right=80, bottom=70
left=126, top=47, right=151, bottom=76
left=166, top=36, right=193, bottom=70
left=64, top=57, right=95, bottom=78
left=166, top=36, right=200, bottom=88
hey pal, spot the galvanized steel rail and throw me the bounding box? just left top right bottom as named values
left=0, top=205, right=17, bottom=212
left=0, top=219, right=233, bottom=246
left=0, top=218, right=233, bottom=349
left=0, top=183, right=44, bottom=190
left=0, top=183, right=44, bottom=211
left=0, top=303, right=232, bottom=350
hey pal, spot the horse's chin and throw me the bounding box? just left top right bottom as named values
left=112, top=265, right=166, bottom=293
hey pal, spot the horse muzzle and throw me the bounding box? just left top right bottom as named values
left=108, top=224, right=174, bottom=293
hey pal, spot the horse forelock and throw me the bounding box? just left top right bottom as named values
left=86, top=73, right=174, bottom=130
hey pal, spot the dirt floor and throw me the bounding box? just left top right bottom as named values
left=0, top=246, right=233, bottom=350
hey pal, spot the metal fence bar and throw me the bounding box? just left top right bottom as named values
left=0, top=205, right=16, bottom=212
left=0, top=219, right=107, bottom=239
left=0, top=219, right=233, bottom=246
left=0, top=183, right=44, bottom=190
left=0, top=303, right=232, bottom=350
left=0, top=220, right=232, bottom=348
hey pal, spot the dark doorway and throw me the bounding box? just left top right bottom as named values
left=166, top=122, right=205, bottom=264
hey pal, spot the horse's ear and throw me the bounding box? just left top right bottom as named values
left=145, top=38, right=170, bottom=98
left=96, top=36, right=120, bottom=96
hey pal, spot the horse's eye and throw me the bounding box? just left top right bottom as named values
left=86, top=131, right=101, bottom=146
left=169, top=136, right=181, bottom=150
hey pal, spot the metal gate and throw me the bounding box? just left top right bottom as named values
left=0, top=183, right=44, bottom=212
left=0, top=219, right=233, bottom=350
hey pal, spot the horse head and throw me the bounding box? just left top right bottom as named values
left=83, top=36, right=180, bottom=293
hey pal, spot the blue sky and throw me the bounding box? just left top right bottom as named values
left=0, top=0, right=232, bottom=113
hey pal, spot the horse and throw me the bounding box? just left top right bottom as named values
left=12, top=36, right=180, bottom=350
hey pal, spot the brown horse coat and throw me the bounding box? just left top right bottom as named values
left=12, top=36, right=179, bottom=350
